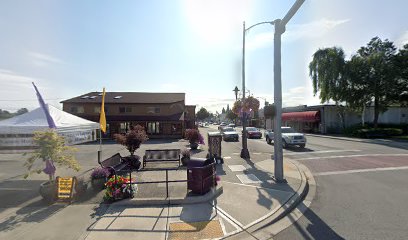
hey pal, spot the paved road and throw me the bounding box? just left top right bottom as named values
left=205, top=126, right=408, bottom=239
left=273, top=135, right=408, bottom=240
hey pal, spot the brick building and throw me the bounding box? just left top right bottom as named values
left=61, top=92, right=196, bottom=138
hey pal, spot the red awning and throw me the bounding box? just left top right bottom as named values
left=282, top=111, right=320, bottom=122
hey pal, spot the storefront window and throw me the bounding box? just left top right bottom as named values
left=147, top=122, right=161, bottom=134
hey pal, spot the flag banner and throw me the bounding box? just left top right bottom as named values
left=32, top=82, right=56, bottom=129
left=99, top=88, right=106, bottom=133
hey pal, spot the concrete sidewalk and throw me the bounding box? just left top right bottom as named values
left=81, top=156, right=311, bottom=240
left=0, top=138, right=313, bottom=240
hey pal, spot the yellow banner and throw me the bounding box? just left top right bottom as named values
left=99, top=87, right=106, bottom=133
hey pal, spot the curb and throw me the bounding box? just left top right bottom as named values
left=111, top=186, right=223, bottom=206
left=220, top=160, right=310, bottom=239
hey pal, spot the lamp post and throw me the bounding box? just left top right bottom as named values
left=233, top=86, right=239, bottom=100
left=241, top=0, right=304, bottom=181
left=241, top=21, right=274, bottom=159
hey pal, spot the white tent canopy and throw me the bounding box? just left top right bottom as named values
left=0, top=105, right=100, bottom=147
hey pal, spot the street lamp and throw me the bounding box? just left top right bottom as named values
left=241, top=21, right=274, bottom=159
left=233, top=86, right=240, bottom=100
left=241, top=0, right=305, bottom=182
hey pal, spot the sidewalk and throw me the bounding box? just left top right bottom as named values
left=0, top=140, right=313, bottom=240
left=81, top=155, right=310, bottom=240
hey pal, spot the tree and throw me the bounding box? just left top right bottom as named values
left=309, top=38, right=402, bottom=128
left=232, top=96, right=260, bottom=115
left=393, top=44, right=408, bottom=106
left=264, top=104, right=275, bottom=119
left=221, top=107, right=226, bottom=114
left=16, top=108, right=28, bottom=116
left=309, top=47, right=347, bottom=104
left=226, top=104, right=230, bottom=113
left=196, top=107, right=210, bottom=120
left=0, top=109, right=12, bottom=120
left=24, top=130, right=80, bottom=181
left=355, top=37, right=398, bottom=127
left=226, top=110, right=237, bottom=122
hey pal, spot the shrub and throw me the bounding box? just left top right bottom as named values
left=185, top=129, right=204, bottom=144
left=114, top=125, right=148, bottom=155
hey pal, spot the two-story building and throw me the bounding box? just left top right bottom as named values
left=61, top=92, right=196, bottom=139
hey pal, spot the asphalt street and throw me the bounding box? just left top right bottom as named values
left=1, top=125, right=407, bottom=239
left=205, top=125, right=408, bottom=240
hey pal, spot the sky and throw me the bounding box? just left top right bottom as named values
left=0, top=0, right=407, bottom=114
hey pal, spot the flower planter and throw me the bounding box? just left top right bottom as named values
left=190, top=142, right=199, bottom=150
left=91, top=178, right=106, bottom=190
left=39, top=181, right=57, bottom=203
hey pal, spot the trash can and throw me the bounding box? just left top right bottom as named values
left=207, top=132, right=223, bottom=164
left=187, top=158, right=216, bottom=195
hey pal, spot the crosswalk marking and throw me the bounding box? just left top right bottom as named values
left=315, top=166, right=408, bottom=176
left=296, top=153, right=408, bottom=161
left=284, top=150, right=361, bottom=156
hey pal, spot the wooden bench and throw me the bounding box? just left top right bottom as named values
left=98, top=153, right=129, bottom=177
left=142, top=149, right=181, bottom=168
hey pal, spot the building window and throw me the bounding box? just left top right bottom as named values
left=119, top=107, right=132, bottom=113
left=147, top=107, right=160, bottom=114
left=147, top=122, right=160, bottom=134
left=70, top=106, right=84, bottom=114
left=94, top=107, right=101, bottom=113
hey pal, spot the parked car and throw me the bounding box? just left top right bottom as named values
left=227, top=123, right=235, bottom=128
left=244, top=127, right=262, bottom=139
left=264, top=127, right=306, bottom=148
left=220, top=127, right=239, bottom=141
left=218, top=122, right=227, bottom=130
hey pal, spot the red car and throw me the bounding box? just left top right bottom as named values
left=245, top=127, right=262, bottom=139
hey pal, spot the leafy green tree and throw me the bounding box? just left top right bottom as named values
left=16, top=108, right=28, bottom=116
left=393, top=44, right=408, bottom=106
left=196, top=107, right=210, bottom=120
left=309, top=47, right=347, bottom=104
left=221, top=107, right=225, bottom=114
left=309, top=47, right=348, bottom=128
left=355, top=37, right=398, bottom=127
left=24, top=130, right=80, bottom=181
left=226, top=110, right=237, bottom=122
left=264, top=104, right=275, bottom=119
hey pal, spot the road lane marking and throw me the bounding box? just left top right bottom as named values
left=284, top=150, right=361, bottom=156
left=315, top=166, right=408, bottom=176
left=296, top=153, right=408, bottom=161
left=223, top=156, right=231, bottom=159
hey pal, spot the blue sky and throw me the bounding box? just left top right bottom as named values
left=0, top=0, right=407, bottom=113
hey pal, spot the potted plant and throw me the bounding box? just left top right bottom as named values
left=185, top=129, right=204, bottom=150
left=90, top=167, right=110, bottom=190
left=113, top=125, right=148, bottom=170
left=23, top=129, right=80, bottom=202
left=74, top=177, right=88, bottom=196
left=103, top=175, right=136, bottom=202
left=180, top=148, right=191, bottom=166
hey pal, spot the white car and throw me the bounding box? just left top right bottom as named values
left=265, top=127, right=306, bottom=148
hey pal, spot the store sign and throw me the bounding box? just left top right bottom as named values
left=57, top=177, right=74, bottom=201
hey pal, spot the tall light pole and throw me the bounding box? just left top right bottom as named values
left=241, top=0, right=304, bottom=181
left=242, top=21, right=275, bottom=159
left=273, top=0, right=305, bottom=182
